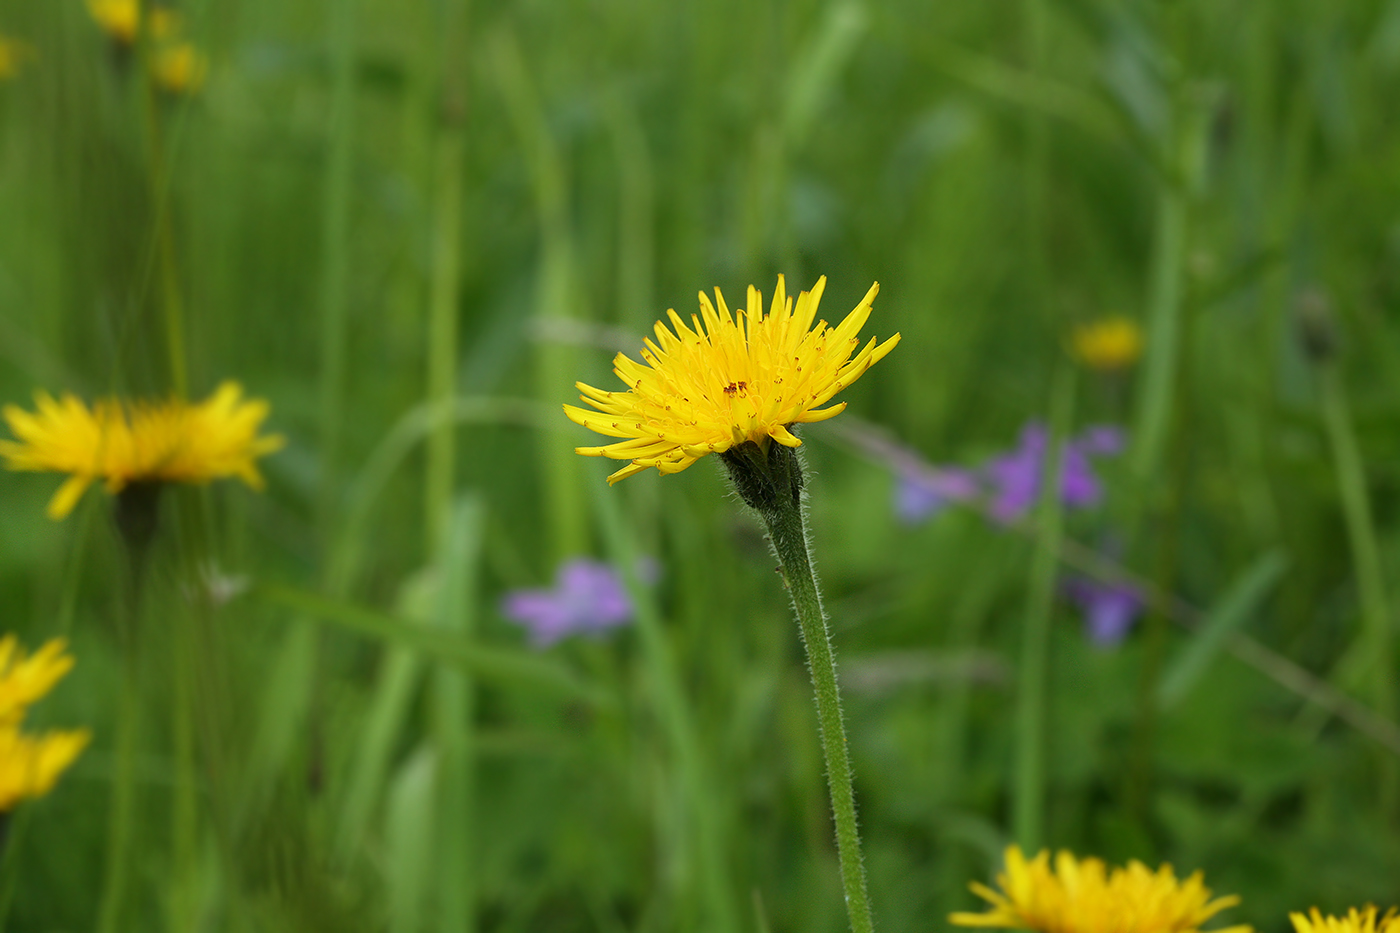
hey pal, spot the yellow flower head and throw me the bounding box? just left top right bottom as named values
left=0, top=634, right=88, bottom=812
left=1291, top=907, right=1400, bottom=933
left=86, top=0, right=140, bottom=44
left=950, top=845, right=1251, bottom=933
left=0, top=381, right=285, bottom=520
left=1071, top=316, right=1144, bottom=372
left=0, top=722, right=90, bottom=811
left=0, top=636, right=75, bottom=726
left=86, top=1, right=184, bottom=48
left=151, top=41, right=207, bottom=94
left=0, top=34, right=33, bottom=81
left=564, top=275, right=900, bottom=484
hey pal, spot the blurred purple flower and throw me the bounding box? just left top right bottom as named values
left=1077, top=425, right=1125, bottom=456
left=985, top=422, right=1124, bottom=524
left=1065, top=576, right=1143, bottom=647
left=502, top=558, right=644, bottom=647
left=894, top=466, right=980, bottom=524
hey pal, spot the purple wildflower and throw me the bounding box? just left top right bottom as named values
left=985, top=422, right=1125, bottom=524
left=831, top=418, right=979, bottom=525
left=894, top=466, right=980, bottom=524
left=502, top=558, right=641, bottom=647
left=1065, top=576, right=1143, bottom=647
left=1077, top=424, right=1125, bottom=456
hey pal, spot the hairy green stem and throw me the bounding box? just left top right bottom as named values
left=724, top=442, right=873, bottom=933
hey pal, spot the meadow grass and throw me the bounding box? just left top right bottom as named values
left=1, top=0, right=1400, bottom=930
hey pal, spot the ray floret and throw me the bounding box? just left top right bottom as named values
left=564, top=275, right=899, bottom=483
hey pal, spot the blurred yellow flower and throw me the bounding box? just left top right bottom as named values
left=0, top=34, right=33, bottom=80
left=1291, top=907, right=1400, bottom=933
left=950, top=845, right=1251, bottom=933
left=1071, top=315, right=1144, bottom=371
left=86, top=0, right=179, bottom=42
left=0, top=634, right=88, bottom=812
left=0, top=381, right=284, bottom=520
left=86, top=0, right=140, bottom=44
left=87, top=1, right=204, bottom=95
left=0, top=636, right=75, bottom=725
left=565, top=275, right=900, bottom=483
left=0, top=723, right=89, bottom=811
left=151, top=41, right=207, bottom=94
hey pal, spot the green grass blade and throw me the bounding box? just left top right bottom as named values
left=336, top=646, right=422, bottom=860
left=386, top=745, right=438, bottom=933
left=592, top=472, right=738, bottom=933
left=1157, top=550, right=1288, bottom=710
left=317, top=0, right=360, bottom=531
left=430, top=496, right=484, bottom=933
left=1012, top=363, right=1075, bottom=853
left=256, top=583, right=608, bottom=706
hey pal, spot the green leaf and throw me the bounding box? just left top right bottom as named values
left=256, top=583, right=611, bottom=707
left=1157, top=550, right=1288, bottom=710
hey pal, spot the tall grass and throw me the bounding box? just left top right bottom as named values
left=2, top=0, right=1400, bottom=930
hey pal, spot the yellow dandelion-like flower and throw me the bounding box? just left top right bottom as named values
left=86, top=1, right=182, bottom=46
left=0, top=381, right=285, bottom=520
left=0, top=33, right=33, bottom=81
left=1071, top=316, right=1144, bottom=372
left=950, top=845, right=1252, bottom=933
left=86, top=0, right=140, bottom=44
left=564, top=275, right=900, bottom=484
left=0, top=722, right=90, bottom=811
left=0, top=634, right=88, bottom=812
left=1292, top=907, right=1400, bottom=933
left=0, top=635, right=75, bottom=726
left=150, top=41, right=207, bottom=94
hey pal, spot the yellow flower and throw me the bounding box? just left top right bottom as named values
left=564, top=275, right=900, bottom=484
left=151, top=41, right=207, bottom=94
left=0, top=381, right=285, bottom=520
left=0, top=636, right=75, bottom=725
left=950, top=845, right=1251, bottom=933
left=86, top=1, right=184, bottom=48
left=0, top=34, right=33, bottom=80
left=1291, top=907, right=1400, bottom=933
left=0, top=634, right=88, bottom=812
left=0, top=722, right=90, bottom=811
left=1071, top=316, right=1144, bottom=371
left=86, top=0, right=140, bottom=44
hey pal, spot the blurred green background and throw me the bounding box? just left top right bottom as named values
left=2, top=0, right=1400, bottom=930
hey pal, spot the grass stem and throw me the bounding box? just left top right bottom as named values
left=96, top=652, right=141, bottom=933
left=593, top=481, right=738, bottom=933
left=317, top=0, right=359, bottom=533
left=1320, top=362, right=1398, bottom=812
left=1012, top=364, right=1074, bottom=852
